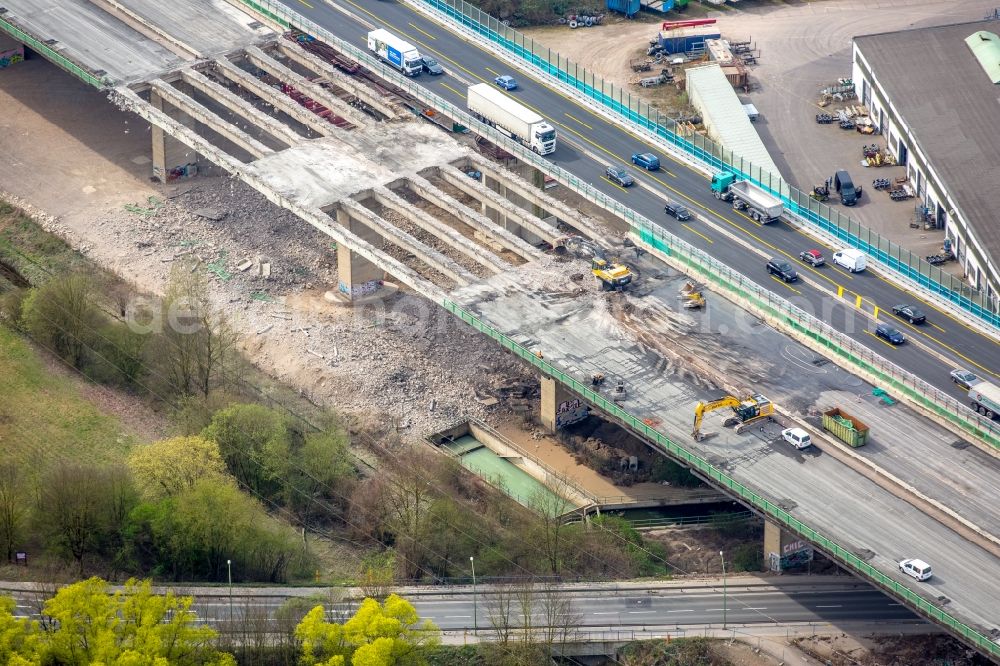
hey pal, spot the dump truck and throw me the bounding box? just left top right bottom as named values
left=711, top=173, right=784, bottom=224
left=467, top=83, right=557, bottom=155
left=367, top=29, right=422, bottom=76
left=969, top=381, right=1000, bottom=419
left=821, top=407, right=869, bottom=447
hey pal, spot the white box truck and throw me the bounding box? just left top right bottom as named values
left=969, top=381, right=1000, bottom=419
left=467, top=83, right=556, bottom=155
left=832, top=248, right=867, bottom=273
left=367, top=29, right=422, bottom=76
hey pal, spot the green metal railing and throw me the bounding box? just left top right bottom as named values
left=0, top=17, right=109, bottom=88
left=227, top=1, right=996, bottom=654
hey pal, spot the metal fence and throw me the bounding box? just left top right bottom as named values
left=411, top=0, right=1000, bottom=330
left=207, top=1, right=999, bottom=656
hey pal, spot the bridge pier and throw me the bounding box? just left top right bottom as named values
left=334, top=207, right=385, bottom=301
left=764, top=519, right=814, bottom=572
left=149, top=85, right=198, bottom=183
left=540, top=376, right=588, bottom=433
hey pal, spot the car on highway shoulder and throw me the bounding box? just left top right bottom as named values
left=781, top=427, right=812, bottom=450
left=875, top=322, right=905, bottom=345
left=898, top=558, right=933, bottom=581
left=605, top=165, right=634, bottom=187
left=798, top=249, right=825, bottom=266
left=631, top=152, right=660, bottom=170
left=891, top=304, right=926, bottom=324
left=950, top=368, right=980, bottom=390
left=664, top=200, right=690, bottom=220
left=766, top=257, right=798, bottom=282
left=494, top=75, right=518, bottom=90
left=421, top=57, right=444, bottom=75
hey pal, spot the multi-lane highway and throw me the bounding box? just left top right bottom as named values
left=292, top=0, right=1000, bottom=396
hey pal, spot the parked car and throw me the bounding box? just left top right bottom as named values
left=766, top=257, right=798, bottom=282
left=421, top=57, right=444, bottom=75
left=631, top=152, right=660, bottom=170
left=950, top=368, right=980, bottom=390
left=898, top=558, right=933, bottom=581
left=663, top=201, right=690, bottom=220
left=875, top=322, right=905, bottom=345
left=892, top=304, right=926, bottom=324
left=605, top=165, right=634, bottom=187
left=781, top=427, right=812, bottom=450
left=493, top=75, right=518, bottom=90
left=798, top=249, right=825, bottom=266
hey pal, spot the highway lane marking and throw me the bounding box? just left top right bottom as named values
left=409, top=22, right=437, bottom=40
left=929, top=321, right=946, bottom=333
left=627, top=610, right=657, bottom=614
left=445, top=615, right=471, bottom=618
left=439, top=81, right=463, bottom=96
left=297, top=0, right=315, bottom=8
left=665, top=609, right=695, bottom=613
left=592, top=611, right=618, bottom=615
left=864, top=330, right=898, bottom=349
left=814, top=605, right=842, bottom=608
left=875, top=310, right=1000, bottom=378
left=485, top=66, right=501, bottom=77
left=681, top=223, right=713, bottom=244
left=770, top=276, right=801, bottom=294
left=565, top=112, right=593, bottom=130
left=599, top=175, right=632, bottom=192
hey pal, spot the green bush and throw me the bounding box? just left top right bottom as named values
left=20, top=274, right=100, bottom=369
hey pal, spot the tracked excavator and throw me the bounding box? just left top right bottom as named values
left=692, top=391, right=774, bottom=441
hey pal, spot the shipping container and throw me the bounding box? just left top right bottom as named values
left=658, top=28, right=721, bottom=54
left=639, top=0, right=674, bottom=12
left=821, top=408, right=870, bottom=447
left=607, top=0, right=640, bottom=17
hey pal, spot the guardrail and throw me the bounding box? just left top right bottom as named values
left=224, top=1, right=995, bottom=657
left=411, top=0, right=1000, bottom=331
left=0, top=17, right=110, bottom=88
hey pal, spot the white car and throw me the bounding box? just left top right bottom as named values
left=781, top=427, right=812, bottom=450
left=898, top=558, right=933, bottom=581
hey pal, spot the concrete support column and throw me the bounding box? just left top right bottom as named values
left=335, top=208, right=385, bottom=300
left=481, top=174, right=515, bottom=237
left=150, top=86, right=198, bottom=183
left=539, top=375, right=589, bottom=433
left=764, top=519, right=814, bottom=572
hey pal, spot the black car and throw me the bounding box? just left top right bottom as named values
left=421, top=57, right=444, bottom=75
left=605, top=165, right=634, bottom=187
left=664, top=201, right=690, bottom=220
left=766, top=257, right=798, bottom=282
left=875, top=323, right=905, bottom=345
left=892, top=304, right=926, bottom=324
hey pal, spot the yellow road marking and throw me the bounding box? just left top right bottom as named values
left=565, top=112, right=594, bottom=130
left=297, top=0, right=315, bottom=8
left=485, top=66, right=501, bottom=77
left=439, top=81, right=463, bottom=96
left=409, top=22, right=437, bottom=40
left=865, top=330, right=898, bottom=349
left=681, top=223, right=713, bottom=244
left=770, top=276, right=801, bottom=294
left=873, top=306, right=880, bottom=320
left=929, top=321, right=946, bottom=334
left=837, top=285, right=844, bottom=298
left=600, top=176, right=631, bottom=193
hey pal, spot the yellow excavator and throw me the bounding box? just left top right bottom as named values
left=692, top=392, right=774, bottom=441
left=592, top=257, right=633, bottom=291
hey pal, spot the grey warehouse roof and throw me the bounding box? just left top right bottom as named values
left=855, top=19, right=1000, bottom=264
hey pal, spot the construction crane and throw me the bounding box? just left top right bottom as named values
left=692, top=392, right=774, bottom=441
left=592, top=258, right=633, bottom=291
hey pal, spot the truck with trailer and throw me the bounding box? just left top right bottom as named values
left=466, top=83, right=557, bottom=155
left=822, top=407, right=869, bottom=447
left=711, top=173, right=783, bottom=223
left=367, top=29, right=422, bottom=76
left=969, top=381, right=1000, bottom=419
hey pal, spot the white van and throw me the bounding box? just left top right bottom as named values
left=898, top=558, right=933, bottom=581
left=781, top=427, right=812, bottom=450
left=832, top=248, right=867, bottom=273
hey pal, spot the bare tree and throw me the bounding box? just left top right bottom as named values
left=486, top=582, right=516, bottom=644
left=0, top=464, right=26, bottom=563
left=21, top=273, right=100, bottom=368
left=527, top=480, right=575, bottom=575
left=538, top=581, right=582, bottom=655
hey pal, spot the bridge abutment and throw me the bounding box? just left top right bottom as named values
left=334, top=207, right=385, bottom=301
left=150, top=85, right=198, bottom=183
left=764, top=519, right=814, bottom=572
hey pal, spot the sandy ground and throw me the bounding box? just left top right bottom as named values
left=523, top=0, right=999, bottom=262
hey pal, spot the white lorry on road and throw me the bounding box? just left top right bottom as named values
left=969, top=381, right=1000, bottom=419
left=367, top=29, right=422, bottom=76
left=832, top=248, right=868, bottom=273
left=467, top=83, right=556, bottom=155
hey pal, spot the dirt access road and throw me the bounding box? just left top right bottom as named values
left=523, top=0, right=999, bottom=259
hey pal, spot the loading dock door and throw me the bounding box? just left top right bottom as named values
left=898, top=141, right=907, bottom=166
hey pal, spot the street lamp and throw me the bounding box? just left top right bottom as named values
left=470, top=555, right=478, bottom=634
left=719, top=550, right=727, bottom=630
left=227, top=559, right=233, bottom=628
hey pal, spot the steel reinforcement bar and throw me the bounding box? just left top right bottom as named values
left=228, top=0, right=997, bottom=655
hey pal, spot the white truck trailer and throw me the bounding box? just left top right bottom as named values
left=969, top=381, right=1000, bottom=419
left=710, top=173, right=784, bottom=224
left=466, top=83, right=556, bottom=155
left=367, top=29, right=422, bottom=76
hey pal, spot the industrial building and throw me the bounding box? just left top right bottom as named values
left=852, top=19, right=1000, bottom=305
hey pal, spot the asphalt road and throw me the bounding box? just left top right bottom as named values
left=3, top=580, right=920, bottom=632
left=290, top=0, right=1000, bottom=396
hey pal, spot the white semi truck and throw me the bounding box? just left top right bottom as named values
left=710, top=173, right=784, bottom=224
left=367, top=29, right=422, bottom=76
left=969, top=381, right=1000, bottom=419
left=466, top=83, right=556, bottom=155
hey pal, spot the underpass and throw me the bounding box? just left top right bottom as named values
left=0, top=0, right=998, bottom=658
